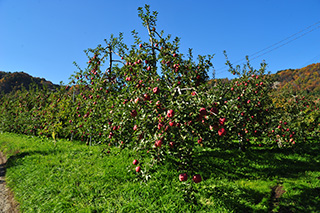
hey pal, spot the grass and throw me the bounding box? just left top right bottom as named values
left=0, top=132, right=319, bottom=212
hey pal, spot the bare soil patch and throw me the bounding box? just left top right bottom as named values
left=0, top=152, right=19, bottom=213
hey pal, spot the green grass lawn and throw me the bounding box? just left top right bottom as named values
left=0, top=132, right=319, bottom=212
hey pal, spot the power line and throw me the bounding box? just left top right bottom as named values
left=250, top=24, right=320, bottom=61
left=214, top=20, right=320, bottom=75
left=247, top=20, right=320, bottom=60
left=302, top=53, right=320, bottom=67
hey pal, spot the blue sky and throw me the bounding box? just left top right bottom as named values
left=1, top=0, right=319, bottom=84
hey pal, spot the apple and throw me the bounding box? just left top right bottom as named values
left=131, top=109, right=137, bottom=117
left=199, top=108, right=207, bottom=116
left=133, top=159, right=139, bottom=165
left=153, top=87, right=160, bottom=94
left=167, top=109, right=174, bottom=118
left=136, top=166, right=141, bottom=172
left=179, top=173, right=188, bottom=181
left=218, top=128, right=226, bottom=136
left=169, top=142, right=174, bottom=148
left=219, top=118, right=226, bottom=126
left=155, top=139, right=163, bottom=148
left=192, top=174, right=202, bottom=183
left=138, top=133, right=144, bottom=140
left=169, top=120, right=175, bottom=127
left=158, top=122, right=164, bottom=130
left=133, top=125, right=138, bottom=131
left=210, top=107, right=218, bottom=114
left=143, top=93, right=150, bottom=101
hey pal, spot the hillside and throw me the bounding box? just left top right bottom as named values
left=272, top=63, right=320, bottom=95
left=1, top=63, right=320, bottom=96
left=0, top=71, right=59, bottom=94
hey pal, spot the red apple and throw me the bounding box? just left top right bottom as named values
left=155, top=139, right=163, bottom=148
left=133, top=159, right=139, bottom=165
left=199, top=108, right=207, bottom=116
left=167, top=109, right=174, bottom=118
left=143, top=93, right=150, bottom=101
left=135, top=166, right=141, bottom=172
left=192, top=174, right=202, bottom=183
left=169, top=142, right=174, bottom=148
left=210, top=107, right=218, bottom=114
left=131, top=109, right=137, bottom=117
left=219, top=118, right=226, bottom=126
left=153, top=87, right=160, bottom=94
left=179, top=173, right=188, bottom=181
left=158, top=122, right=164, bottom=130
left=133, top=125, right=138, bottom=131
left=218, top=128, right=226, bottom=136
left=132, top=159, right=139, bottom=165
left=169, top=120, right=175, bottom=127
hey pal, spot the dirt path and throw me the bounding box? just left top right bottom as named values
left=0, top=152, right=18, bottom=213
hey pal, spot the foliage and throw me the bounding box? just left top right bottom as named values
left=0, top=4, right=319, bottom=206
left=0, top=71, right=59, bottom=95
left=273, top=63, right=320, bottom=96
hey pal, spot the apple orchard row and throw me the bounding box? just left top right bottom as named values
left=0, top=5, right=319, bottom=186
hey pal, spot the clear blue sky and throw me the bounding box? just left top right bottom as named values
left=1, top=0, right=319, bottom=84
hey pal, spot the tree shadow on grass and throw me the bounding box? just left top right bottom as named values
left=278, top=185, right=320, bottom=213
left=196, top=143, right=320, bottom=181
left=5, top=150, right=58, bottom=169
left=195, top=142, right=320, bottom=212
left=201, top=184, right=268, bottom=213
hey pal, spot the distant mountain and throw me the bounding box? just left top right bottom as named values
left=272, top=63, right=320, bottom=95
left=1, top=63, right=319, bottom=96
left=0, top=71, right=59, bottom=94
left=208, top=63, right=320, bottom=95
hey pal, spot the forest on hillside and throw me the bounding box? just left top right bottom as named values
left=0, top=71, right=58, bottom=95
left=273, top=63, right=320, bottom=95
left=1, top=63, right=319, bottom=96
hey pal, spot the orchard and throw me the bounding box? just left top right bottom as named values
left=0, top=4, right=319, bottom=204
